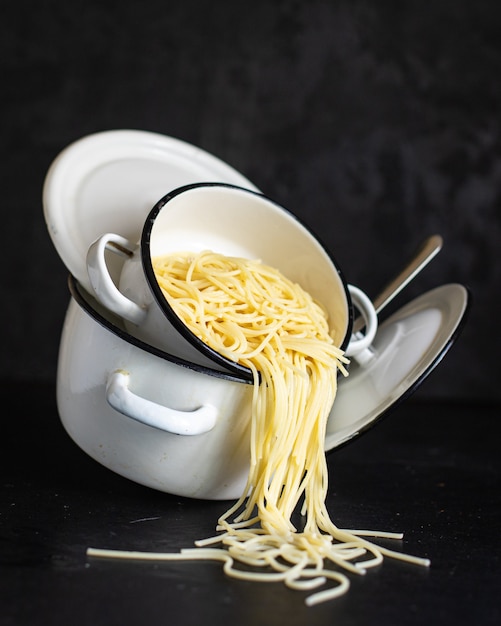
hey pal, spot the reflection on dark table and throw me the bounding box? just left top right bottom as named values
left=1, top=382, right=500, bottom=626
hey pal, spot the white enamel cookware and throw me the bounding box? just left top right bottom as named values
left=86, top=182, right=378, bottom=377
left=47, top=130, right=470, bottom=503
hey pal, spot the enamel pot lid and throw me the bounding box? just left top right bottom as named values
left=324, top=282, right=470, bottom=451
left=43, top=129, right=259, bottom=293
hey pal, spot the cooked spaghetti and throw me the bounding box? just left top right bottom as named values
left=87, top=250, right=430, bottom=605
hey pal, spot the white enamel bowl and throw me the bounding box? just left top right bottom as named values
left=87, top=182, right=378, bottom=378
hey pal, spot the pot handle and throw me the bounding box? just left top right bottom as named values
left=106, top=370, right=218, bottom=436
left=87, top=233, right=147, bottom=326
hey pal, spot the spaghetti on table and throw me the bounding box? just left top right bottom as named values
left=87, top=250, right=430, bottom=606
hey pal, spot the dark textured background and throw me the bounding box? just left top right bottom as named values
left=2, top=0, right=500, bottom=401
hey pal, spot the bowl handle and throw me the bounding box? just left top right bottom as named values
left=105, top=370, right=218, bottom=435
left=87, top=233, right=147, bottom=325
left=345, top=285, right=378, bottom=360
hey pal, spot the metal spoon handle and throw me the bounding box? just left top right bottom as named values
left=353, top=234, right=443, bottom=334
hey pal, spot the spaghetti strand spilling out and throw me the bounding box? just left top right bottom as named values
left=87, top=250, right=430, bottom=605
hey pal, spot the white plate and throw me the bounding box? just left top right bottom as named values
left=43, top=129, right=258, bottom=293
left=325, top=283, right=470, bottom=451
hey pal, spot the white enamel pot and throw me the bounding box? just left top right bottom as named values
left=86, top=183, right=378, bottom=378
left=58, top=273, right=381, bottom=500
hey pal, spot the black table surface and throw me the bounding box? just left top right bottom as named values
left=1, top=381, right=500, bottom=626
